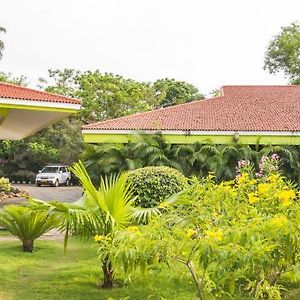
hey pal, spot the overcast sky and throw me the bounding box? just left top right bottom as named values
left=1, top=0, right=299, bottom=95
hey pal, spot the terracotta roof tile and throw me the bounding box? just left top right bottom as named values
left=83, top=85, right=300, bottom=132
left=0, top=82, right=81, bottom=104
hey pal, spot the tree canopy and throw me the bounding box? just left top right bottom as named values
left=264, top=22, right=300, bottom=84
left=0, top=26, right=6, bottom=60
left=153, top=78, right=204, bottom=107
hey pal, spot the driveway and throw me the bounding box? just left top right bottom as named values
left=2, top=184, right=83, bottom=206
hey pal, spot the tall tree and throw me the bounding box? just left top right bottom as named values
left=77, top=71, right=157, bottom=122
left=0, top=26, right=6, bottom=60
left=0, top=72, right=28, bottom=86
left=153, top=78, right=204, bottom=108
left=264, top=22, right=300, bottom=84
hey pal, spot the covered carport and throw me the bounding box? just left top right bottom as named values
left=0, top=82, right=80, bottom=140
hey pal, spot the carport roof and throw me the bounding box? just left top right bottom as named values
left=0, top=82, right=80, bottom=104
left=0, top=82, right=81, bottom=140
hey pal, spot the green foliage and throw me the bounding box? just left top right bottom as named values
left=77, top=71, right=157, bottom=122
left=83, top=133, right=300, bottom=186
left=264, top=22, right=300, bottom=83
left=32, top=161, right=137, bottom=287
left=0, top=177, right=12, bottom=193
left=111, top=163, right=300, bottom=299
left=0, top=205, right=57, bottom=252
left=0, top=71, right=28, bottom=86
left=0, top=26, right=6, bottom=60
left=127, top=166, right=188, bottom=208
left=153, top=78, right=204, bottom=107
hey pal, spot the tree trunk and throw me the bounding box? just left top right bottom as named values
left=101, top=256, right=114, bottom=288
left=22, top=240, right=34, bottom=252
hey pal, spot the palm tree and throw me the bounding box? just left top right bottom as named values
left=0, top=205, right=57, bottom=252
left=32, top=161, right=161, bottom=287
left=0, top=26, right=6, bottom=60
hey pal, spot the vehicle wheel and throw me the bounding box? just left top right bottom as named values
left=66, top=179, right=70, bottom=186
left=36, top=182, right=41, bottom=187
left=54, top=180, right=59, bottom=187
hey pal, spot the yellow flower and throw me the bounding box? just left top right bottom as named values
left=258, top=183, right=270, bottom=195
left=94, top=234, right=104, bottom=242
left=127, top=226, right=139, bottom=233
left=186, top=228, right=197, bottom=238
left=205, top=230, right=223, bottom=241
left=248, top=192, right=259, bottom=204
left=248, top=179, right=257, bottom=186
left=224, top=186, right=232, bottom=192
left=278, top=190, right=295, bottom=207
left=270, top=216, right=288, bottom=227
left=267, top=174, right=280, bottom=183
left=237, top=173, right=249, bottom=185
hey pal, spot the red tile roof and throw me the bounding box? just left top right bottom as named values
left=0, top=82, right=80, bottom=104
left=83, top=85, right=300, bottom=132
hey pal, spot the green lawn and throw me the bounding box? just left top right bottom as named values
left=0, top=234, right=299, bottom=300
left=0, top=236, right=197, bottom=300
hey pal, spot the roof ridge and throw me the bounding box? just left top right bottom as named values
left=0, top=81, right=81, bottom=103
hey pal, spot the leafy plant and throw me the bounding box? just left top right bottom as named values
left=127, top=166, right=188, bottom=208
left=110, top=160, right=300, bottom=299
left=0, top=177, right=12, bottom=193
left=30, top=161, right=162, bottom=287
left=0, top=205, right=57, bottom=252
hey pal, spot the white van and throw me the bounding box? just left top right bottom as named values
left=35, top=165, right=71, bottom=187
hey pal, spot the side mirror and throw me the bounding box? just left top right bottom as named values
left=38, top=170, right=42, bottom=173
left=59, top=170, right=63, bottom=174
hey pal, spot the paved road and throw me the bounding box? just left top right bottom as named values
left=3, top=184, right=83, bottom=205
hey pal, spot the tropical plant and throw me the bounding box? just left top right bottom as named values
left=109, top=158, right=300, bottom=299
left=0, top=205, right=57, bottom=252
left=30, top=161, right=162, bottom=287
left=83, top=133, right=300, bottom=187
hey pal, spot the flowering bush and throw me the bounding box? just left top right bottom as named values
left=0, top=177, right=12, bottom=193
left=110, top=158, right=300, bottom=299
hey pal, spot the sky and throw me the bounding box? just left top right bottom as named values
left=0, top=0, right=299, bottom=95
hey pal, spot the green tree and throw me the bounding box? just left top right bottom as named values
left=0, top=72, right=28, bottom=86
left=0, top=26, right=6, bottom=60
left=77, top=71, right=157, bottom=122
left=153, top=78, right=204, bottom=107
left=38, top=69, right=80, bottom=98
left=264, top=22, right=300, bottom=84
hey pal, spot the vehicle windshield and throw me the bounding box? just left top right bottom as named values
left=41, top=167, right=59, bottom=173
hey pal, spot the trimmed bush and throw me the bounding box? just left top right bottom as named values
left=127, top=166, right=188, bottom=208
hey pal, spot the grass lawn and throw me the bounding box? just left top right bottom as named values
left=0, top=235, right=197, bottom=300
left=0, top=232, right=299, bottom=300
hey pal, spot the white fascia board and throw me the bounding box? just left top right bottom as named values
left=0, top=98, right=81, bottom=110
left=82, top=129, right=300, bottom=136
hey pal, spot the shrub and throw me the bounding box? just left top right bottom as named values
left=0, top=205, right=57, bottom=252
left=127, top=166, right=188, bottom=208
left=0, top=177, right=12, bottom=193
left=114, top=157, right=300, bottom=299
